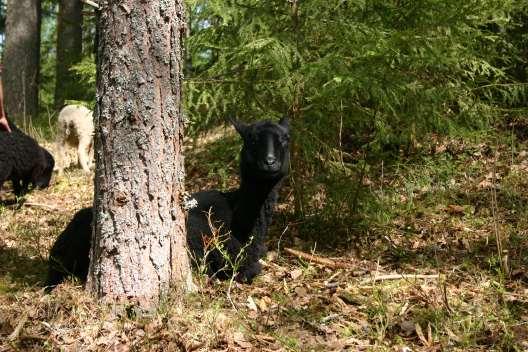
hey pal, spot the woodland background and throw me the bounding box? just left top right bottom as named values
left=0, top=0, right=528, bottom=350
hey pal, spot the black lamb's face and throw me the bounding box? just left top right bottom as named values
left=34, top=148, right=55, bottom=188
left=233, top=117, right=290, bottom=179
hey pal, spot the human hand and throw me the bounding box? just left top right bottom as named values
left=0, top=115, right=11, bottom=132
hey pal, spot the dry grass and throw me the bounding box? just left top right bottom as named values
left=1, top=130, right=528, bottom=351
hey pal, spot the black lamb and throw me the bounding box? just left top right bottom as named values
left=0, top=120, right=55, bottom=197
left=187, top=117, right=290, bottom=282
left=45, top=118, right=289, bottom=290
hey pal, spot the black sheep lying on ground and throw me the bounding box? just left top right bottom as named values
left=187, top=117, right=290, bottom=282
left=45, top=118, right=290, bottom=290
left=0, top=120, right=55, bottom=197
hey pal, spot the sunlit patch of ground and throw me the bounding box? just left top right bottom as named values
left=1, top=128, right=528, bottom=351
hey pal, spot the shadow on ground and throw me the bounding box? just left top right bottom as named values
left=0, top=246, right=47, bottom=291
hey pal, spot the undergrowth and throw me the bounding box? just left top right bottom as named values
left=0, top=122, right=527, bottom=351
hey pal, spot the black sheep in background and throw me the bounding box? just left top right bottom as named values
left=0, top=120, right=55, bottom=197
left=45, top=118, right=290, bottom=290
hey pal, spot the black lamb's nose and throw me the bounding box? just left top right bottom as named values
left=266, top=155, right=277, bottom=165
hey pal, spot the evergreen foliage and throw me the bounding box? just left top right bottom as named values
left=184, top=0, right=528, bottom=238
left=5, top=0, right=525, bottom=240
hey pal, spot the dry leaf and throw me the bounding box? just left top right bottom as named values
left=445, top=327, right=461, bottom=342
left=214, top=312, right=230, bottom=331
left=257, top=296, right=272, bottom=312
left=260, top=273, right=274, bottom=283
left=445, top=205, right=464, bottom=215
left=400, top=320, right=415, bottom=336
left=485, top=171, right=501, bottom=180
left=294, top=286, right=308, bottom=297
left=145, top=318, right=163, bottom=335
left=233, top=331, right=252, bottom=349
left=415, top=323, right=428, bottom=347
left=435, top=143, right=447, bottom=154
left=246, top=296, right=258, bottom=312
left=266, top=251, right=278, bottom=262
left=478, top=179, right=493, bottom=189
left=290, top=269, right=303, bottom=280
left=362, top=177, right=373, bottom=186
left=113, top=343, right=130, bottom=352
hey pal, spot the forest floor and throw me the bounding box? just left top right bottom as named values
left=1, top=124, right=528, bottom=351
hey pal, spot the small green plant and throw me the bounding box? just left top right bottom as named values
left=191, top=209, right=254, bottom=286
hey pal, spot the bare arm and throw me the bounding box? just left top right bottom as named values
left=0, top=78, right=10, bottom=132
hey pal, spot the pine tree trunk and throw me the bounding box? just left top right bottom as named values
left=54, top=0, right=83, bottom=108
left=4, top=0, right=41, bottom=124
left=86, top=0, right=193, bottom=310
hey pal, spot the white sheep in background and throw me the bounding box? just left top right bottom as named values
left=56, top=105, right=94, bottom=174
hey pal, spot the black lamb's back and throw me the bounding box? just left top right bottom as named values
left=186, top=189, right=264, bottom=281
left=186, top=190, right=234, bottom=260
left=45, top=207, right=93, bottom=291
left=0, top=120, right=54, bottom=196
left=46, top=191, right=242, bottom=287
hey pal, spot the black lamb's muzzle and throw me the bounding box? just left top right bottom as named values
left=36, top=150, right=55, bottom=188
left=258, top=160, right=281, bottom=173
left=257, top=152, right=286, bottom=174
left=35, top=173, right=52, bottom=188
left=254, top=163, right=288, bottom=181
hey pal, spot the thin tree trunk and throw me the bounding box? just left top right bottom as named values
left=289, top=0, right=305, bottom=218
left=4, top=0, right=41, bottom=124
left=86, top=0, right=193, bottom=310
left=54, top=0, right=83, bottom=108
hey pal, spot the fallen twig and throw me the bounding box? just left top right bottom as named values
left=442, top=280, right=453, bottom=314
left=259, top=259, right=287, bottom=272
left=81, top=0, right=100, bottom=9
left=186, top=341, right=206, bottom=351
left=361, top=273, right=440, bottom=284
left=284, top=247, right=350, bottom=269
left=23, top=202, right=60, bottom=212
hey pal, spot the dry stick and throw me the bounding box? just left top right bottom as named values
left=325, top=269, right=342, bottom=283
left=187, top=341, right=206, bottom=351
left=81, top=0, right=100, bottom=9
left=351, top=151, right=368, bottom=215
left=23, top=202, right=60, bottom=212
left=276, top=224, right=289, bottom=257
left=284, top=247, right=350, bottom=269
left=361, top=274, right=440, bottom=284
left=259, top=259, right=287, bottom=272
left=339, top=99, right=345, bottom=170
left=442, top=280, right=453, bottom=314
left=491, top=148, right=507, bottom=275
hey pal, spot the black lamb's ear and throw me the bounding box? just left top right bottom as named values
left=278, top=116, right=289, bottom=130
left=229, top=118, right=248, bottom=136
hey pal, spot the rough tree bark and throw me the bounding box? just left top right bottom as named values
left=54, top=0, right=83, bottom=108
left=86, top=0, right=193, bottom=309
left=4, top=0, right=41, bottom=123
